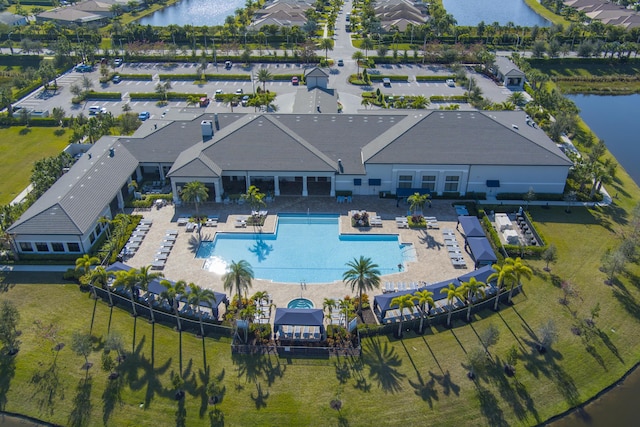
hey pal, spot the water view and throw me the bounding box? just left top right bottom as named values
left=442, top=0, right=550, bottom=27
left=197, top=214, right=415, bottom=284
left=568, top=94, right=640, bottom=186
left=137, top=0, right=244, bottom=27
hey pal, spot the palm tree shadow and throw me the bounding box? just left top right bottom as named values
left=30, top=360, right=64, bottom=416
left=476, top=383, right=508, bottom=427
left=408, top=372, right=439, bottom=408
left=175, top=396, right=187, bottom=427
left=334, top=357, right=352, bottom=384
left=361, top=336, right=405, bottom=393
left=123, top=335, right=173, bottom=408
left=102, top=375, right=124, bottom=425
left=187, top=235, right=203, bottom=254
left=68, top=376, right=93, bottom=427
left=417, top=230, right=444, bottom=250
left=250, top=381, right=269, bottom=409
left=429, top=370, right=460, bottom=397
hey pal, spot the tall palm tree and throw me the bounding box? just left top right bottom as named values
left=319, top=37, right=334, bottom=60
left=75, top=254, right=100, bottom=278
left=188, top=284, right=217, bottom=338
left=342, top=256, right=381, bottom=317
left=223, top=260, right=254, bottom=310
left=411, top=95, right=429, bottom=109
left=407, top=192, right=429, bottom=215
left=180, top=181, right=209, bottom=216
left=136, top=265, right=164, bottom=323
left=113, top=268, right=140, bottom=316
left=352, top=50, right=364, bottom=77
left=504, top=257, right=533, bottom=303
left=440, top=282, right=464, bottom=327
left=89, top=266, right=108, bottom=300
left=360, top=37, right=374, bottom=59
left=323, top=298, right=336, bottom=317
left=460, top=277, right=486, bottom=322
left=391, top=294, right=415, bottom=337
left=412, top=289, right=434, bottom=334
left=160, top=279, right=186, bottom=331
left=487, top=263, right=515, bottom=311
left=255, top=68, right=272, bottom=92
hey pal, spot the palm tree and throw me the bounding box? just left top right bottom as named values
left=352, top=51, right=364, bottom=77
left=391, top=294, right=415, bottom=337
left=323, top=297, right=336, bottom=317
left=460, top=277, right=486, bottom=322
left=360, top=37, right=374, bottom=59
left=241, top=185, right=266, bottom=213
left=160, top=279, right=186, bottom=331
left=407, top=192, right=429, bottom=215
left=181, top=181, right=209, bottom=216
left=412, top=289, right=434, bottom=334
left=223, top=260, right=254, bottom=310
left=319, top=37, right=334, bottom=61
left=411, top=95, right=429, bottom=109
left=136, top=265, right=164, bottom=323
left=188, top=284, right=217, bottom=338
left=75, top=254, right=99, bottom=278
left=113, top=269, right=140, bottom=316
left=440, top=282, right=464, bottom=327
left=504, top=257, right=532, bottom=303
left=360, top=97, right=370, bottom=109
left=255, top=68, right=272, bottom=92
left=89, top=266, right=108, bottom=300
left=487, top=263, right=515, bottom=311
left=342, top=256, right=381, bottom=317
left=507, top=91, right=527, bottom=107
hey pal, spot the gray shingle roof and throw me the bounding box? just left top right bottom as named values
left=8, top=137, right=138, bottom=235
left=494, top=57, right=525, bottom=76
left=305, top=67, right=329, bottom=78
left=365, top=111, right=571, bottom=166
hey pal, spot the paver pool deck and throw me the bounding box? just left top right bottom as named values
left=125, top=196, right=481, bottom=314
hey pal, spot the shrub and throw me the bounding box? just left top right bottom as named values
left=84, top=91, right=122, bottom=100
left=416, top=75, right=457, bottom=81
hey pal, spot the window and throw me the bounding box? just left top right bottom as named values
left=67, top=242, right=81, bottom=252
left=421, top=175, right=436, bottom=192
left=398, top=175, right=413, bottom=189
left=19, top=242, right=33, bottom=252
left=444, top=176, right=460, bottom=192
left=51, top=242, right=65, bottom=252
left=368, top=179, right=381, bottom=186
left=35, top=242, right=49, bottom=252
left=94, top=225, right=101, bottom=236
left=89, top=233, right=95, bottom=244
left=353, top=179, right=361, bottom=186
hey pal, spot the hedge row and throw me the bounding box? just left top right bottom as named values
left=126, top=193, right=172, bottom=209
left=85, top=91, right=122, bottom=100
left=416, top=75, right=456, bottom=81
left=128, top=92, right=206, bottom=100
left=429, top=95, right=468, bottom=102
left=367, top=75, right=408, bottom=82
left=117, top=74, right=153, bottom=81
left=495, top=192, right=564, bottom=201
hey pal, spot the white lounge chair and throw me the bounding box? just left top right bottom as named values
left=177, top=217, right=189, bottom=226
left=151, top=260, right=165, bottom=270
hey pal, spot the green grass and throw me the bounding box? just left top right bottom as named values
left=523, top=0, right=571, bottom=27
left=0, top=126, right=70, bottom=205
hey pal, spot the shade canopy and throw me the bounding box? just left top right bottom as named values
left=106, top=261, right=132, bottom=272
left=457, top=215, right=486, bottom=238
left=428, top=279, right=461, bottom=302
left=458, top=264, right=496, bottom=285
left=373, top=289, right=416, bottom=318
left=274, top=308, right=324, bottom=327
left=466, top=237, right=498, bottom=267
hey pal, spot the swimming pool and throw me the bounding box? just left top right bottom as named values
left=198, top=214, right=415, bottom=284
left=287, top=298, right=314, bottom=309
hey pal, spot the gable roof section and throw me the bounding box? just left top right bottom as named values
left=305, top=67, right=329, bottom=78
left=365, top=111, right=571, bottom=166
left=495, top=56, right=525, bottom=76
left=8, top=137, right=138, bottom=236
left=199, top=115, right=338, bottom=173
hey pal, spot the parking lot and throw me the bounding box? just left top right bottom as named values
left=14, top=61, right=513, bottom=117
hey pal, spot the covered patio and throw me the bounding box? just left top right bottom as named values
left=274, top=308, right=325, bottom=342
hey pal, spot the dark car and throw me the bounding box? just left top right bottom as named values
left=225, top=61, right=232, bottom=70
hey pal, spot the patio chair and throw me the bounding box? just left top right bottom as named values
left=151, top=260, right=165, bottom=270
left=139, top=219, right=153, bottom=226
left=234, top=219, right=247, bottom=228
left=155, top=253, right=168, bottom=260
left=185, top=222, right=196, bottom=232
left=166, top=229, right=179, bottom=236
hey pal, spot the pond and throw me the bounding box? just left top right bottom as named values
left=442, top=0, right=550, bottom=27
left=137, top=0, right=244, bottom=27
left=567, top=94, right=640, bottom=187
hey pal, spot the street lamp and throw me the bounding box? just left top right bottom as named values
left=212, top=37, right=217, bottom=70
left=7, top=32, right=13, bottom=55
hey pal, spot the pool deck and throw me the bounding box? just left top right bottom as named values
left=125, top=196, right=478, bottom=318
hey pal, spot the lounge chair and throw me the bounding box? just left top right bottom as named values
left=139, top=219, right=153, bottom=226
left=234, top=220, right=246, bottom=228
left=155, top=253, right=168, bottom=260
left=166, top=229, right=179, bottom=236
left=205, top=219, right=218, bottom=227
left=164, top=234, right=177, bottom=241
left=151, top=260, right=165, bottom=270
left=185, top=222, right=196, bottom=232
left=158, top=246, right=172, bottom=253
left=177, top=217, right=189, bottom=226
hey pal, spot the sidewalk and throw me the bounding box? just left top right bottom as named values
left=0, top=264, right=73, bottom=272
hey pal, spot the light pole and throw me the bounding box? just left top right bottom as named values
left=7, top=32, right=13, bottom=55
left=212, top=36, right=217, bottom=70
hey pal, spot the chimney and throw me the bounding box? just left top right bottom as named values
left=201, top=120, right=213, bottom=140
left=214, top=113, right=220, bottom=130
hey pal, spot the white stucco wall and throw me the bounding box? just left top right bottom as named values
left=467, top=165, right=569, bottom=195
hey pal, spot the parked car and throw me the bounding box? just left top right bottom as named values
left=291, top=76, right=299, bottom=85
left=113, top=58, right=123, bottom=67
left=235, top=88, right=243, bottom=95
left=199, top=97, right=210, bottom=107
left=75, top=64, right=92, bottom=73
left=225, top=61, right=232, bottom=69
left=138, top=111, right=150, bottom=121
left=337, top=59, right=344, bottom=66
left=382, top=78, right=391, bottom=87
left=112, top=75, right=121, bottom=83
left=241, top=95, right=250, bottom=106
left=446, top=79, right=455, bottom=87
left=215, top=89, right=223, bottom=95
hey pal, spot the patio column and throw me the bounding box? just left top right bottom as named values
left=158, top=163, right=165, bottom=181
left=274, top=176, right=280, bottom=196
left=213, top=179, right=222, bottom=203
left=302, top=176, right=308, bottom=196
left=135, top=166, right=142, bottom=183
left=116, top=189, right=124, bottom=210
left=330, top=175, right=335, bottom=197
left=245, top=173, right=251, bottom=192
left=171, top=180, right=179, bottom=203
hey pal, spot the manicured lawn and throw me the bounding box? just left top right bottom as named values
left=2, top=176, right=640, bottom=427
left=0, top=126, right=70, bottom=205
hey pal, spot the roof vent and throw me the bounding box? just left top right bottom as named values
left=87, top=153, right=92, bottom=159
left=109, top=148, right=114, bottom=157
left=512, top=124, right=519, bottom=130
left=201, top=120, right=214, bottom=140
left=214, top=113, right=220, bottom=130
left=338, top=159, right=344, bottom=174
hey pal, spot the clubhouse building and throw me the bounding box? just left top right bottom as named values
left=7, top=110, right=571, bottom=255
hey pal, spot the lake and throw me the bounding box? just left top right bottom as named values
left=137, top=0, right=244, bottom=27
left=442, top=0, right=550, bottom=27
left=568, top=94, right=640, bottom=186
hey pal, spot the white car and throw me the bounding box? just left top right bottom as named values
left=446, top=79, right=455, bottom=87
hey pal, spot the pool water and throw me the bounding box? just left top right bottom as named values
left=198, top=214, right=415, bottom=283
left=287, top=298, right=314, bottom=309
